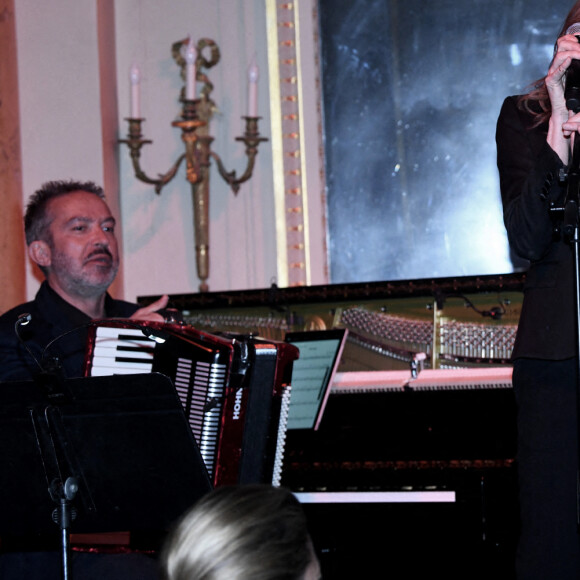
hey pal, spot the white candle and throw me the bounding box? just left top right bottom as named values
left=184, top=37, right=197, bottom=100
left=130, top=63, right=141, bottom=118
left=248, top=56, right=259, bottom=117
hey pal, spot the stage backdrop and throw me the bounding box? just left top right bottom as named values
left=319, top=0, right=571, bottom=283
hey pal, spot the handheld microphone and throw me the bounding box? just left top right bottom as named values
left=565, top=23, right=580, bottom=112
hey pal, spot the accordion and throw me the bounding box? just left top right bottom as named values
left=83, top=320, right=299, bottom=487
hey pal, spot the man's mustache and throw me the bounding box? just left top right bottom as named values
left=86, top=248, right=113, bottom=261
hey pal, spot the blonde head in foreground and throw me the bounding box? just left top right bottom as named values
left=161, top=484, right=321, bottom=580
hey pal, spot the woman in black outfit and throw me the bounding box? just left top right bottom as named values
left=496, top=2, right=580, bottom=577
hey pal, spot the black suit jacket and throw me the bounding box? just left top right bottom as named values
left=0, top=281, right=139, bottom=381
left=496, top=95, right=576, bottom=360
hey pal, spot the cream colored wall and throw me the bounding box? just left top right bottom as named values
left=115, top=0, right=278, bottom=300
left=13, top=0, right=328, bottom=304
left=15, top=0, right=107, bottom=300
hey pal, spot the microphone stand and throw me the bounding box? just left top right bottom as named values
left=30, top=405, right=79, bottom=580
left=11, top=315, right=175, bottom=579
left=560, top=130, right=580, bottom=527
left=49, top=477, right=79, bottom=580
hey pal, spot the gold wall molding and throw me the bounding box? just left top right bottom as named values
left=267, top=0, right=325, bottom=287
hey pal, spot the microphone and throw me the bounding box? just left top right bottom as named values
left=565, top=23, right=580, bottom=112
left=17, top=312, right=32, bottom=326
left=14, top=312, right=45, bottom=373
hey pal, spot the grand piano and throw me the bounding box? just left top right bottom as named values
left=140, top=273, right=523, bottom=578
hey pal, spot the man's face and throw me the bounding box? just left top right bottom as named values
left=37, top=191, right=120, bottom=299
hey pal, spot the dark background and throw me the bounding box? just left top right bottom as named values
left=319, top=0, right=571, bottom=283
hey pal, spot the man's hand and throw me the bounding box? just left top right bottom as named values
left=130, top=294, right=169, bottom=322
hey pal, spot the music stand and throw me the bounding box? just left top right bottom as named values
left=0, top=372, right=213, bottom=579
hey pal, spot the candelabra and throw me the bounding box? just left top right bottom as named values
left=119, top=38, right=268, bottom=292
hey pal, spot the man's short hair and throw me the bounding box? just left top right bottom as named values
left=24, top=180, right=105, bottom=246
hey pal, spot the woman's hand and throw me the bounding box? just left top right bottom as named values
left=562, top=109, right=580, bottom=137
left=547, top=33, right=580, bottom=111
left=547, top=33, right=580, bottom=163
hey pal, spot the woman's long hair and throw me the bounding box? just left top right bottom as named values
left=519, top=1, right=580, bottom=126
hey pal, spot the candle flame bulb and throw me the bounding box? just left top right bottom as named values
left=130, top=63, right=141, bottom=118
left=248, top=55, right=259, bottom=117
left=183, top=36, right=197, bottom=100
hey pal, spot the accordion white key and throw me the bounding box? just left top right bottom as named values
left=84, top=320, right=298, bottom=487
